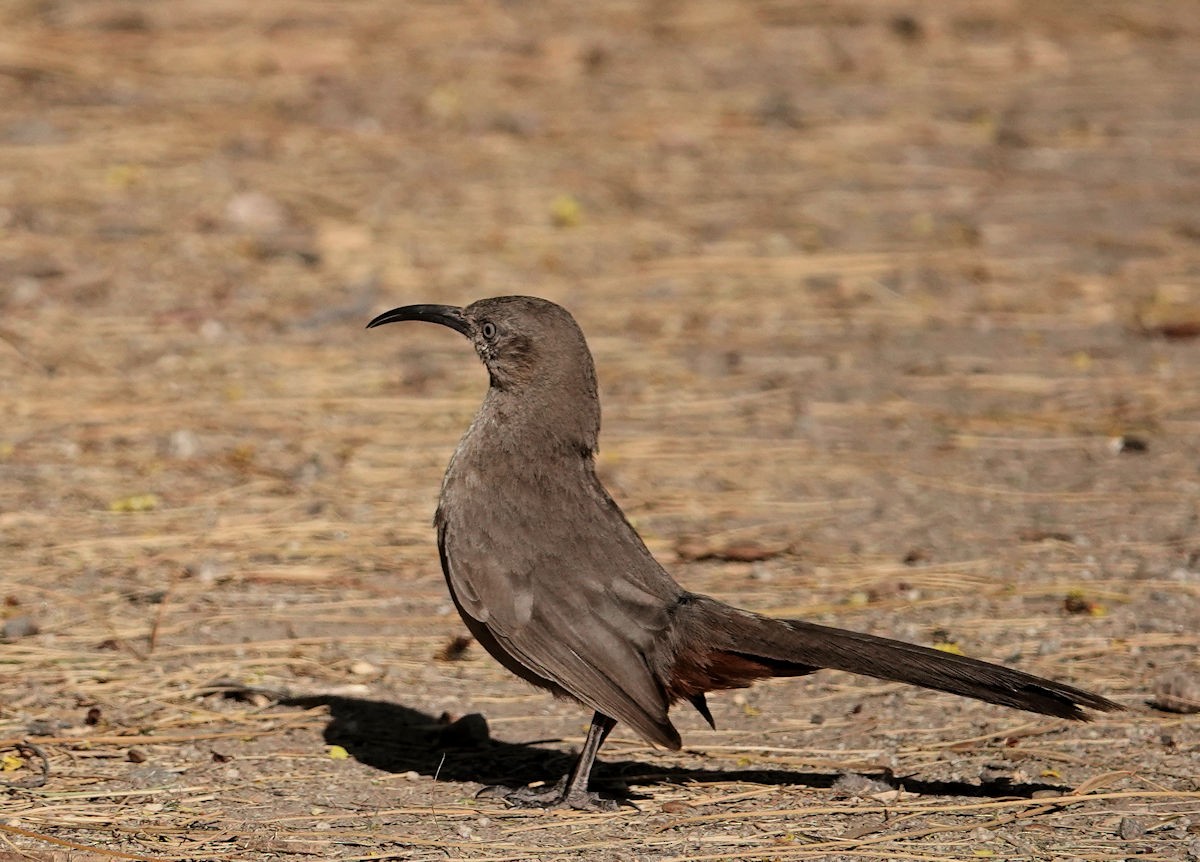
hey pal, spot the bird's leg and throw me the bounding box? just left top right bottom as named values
left=481, top=711, right=621, bottom=811
left=558, top=711, right=617, bottom=808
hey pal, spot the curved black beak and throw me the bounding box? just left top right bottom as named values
left=366, top=304, right=469, bottom=336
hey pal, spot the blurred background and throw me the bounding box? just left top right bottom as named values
left=2, top=2, right=1199, bottom=859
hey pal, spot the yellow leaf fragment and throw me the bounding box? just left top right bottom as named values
left=106, top=164, right=142, bottom=189
left=932, top=641, right=964, bottom=655
left=550, top=194, right=582, bottom=228
left=108, top=494, right=159, bottom=512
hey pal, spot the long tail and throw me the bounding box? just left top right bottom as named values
left=665, top=594, right=1122, bottom=720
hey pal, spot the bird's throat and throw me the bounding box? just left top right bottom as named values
left=477, top=384, right=600, bottom=458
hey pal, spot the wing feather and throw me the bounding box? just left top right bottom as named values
left=435, top=461, right=684, bottom=748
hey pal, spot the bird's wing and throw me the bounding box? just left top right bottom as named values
left=435, top=469, right=683, bottom=749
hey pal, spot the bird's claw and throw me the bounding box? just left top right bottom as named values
left=477, top=776, right=624, bottom=812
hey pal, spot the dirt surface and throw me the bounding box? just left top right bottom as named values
left=3, top=1, right=1200, bottom=859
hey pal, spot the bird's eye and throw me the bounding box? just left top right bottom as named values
left=480, top=322, right=497, bottom=340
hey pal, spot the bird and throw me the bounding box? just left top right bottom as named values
left=366, top=295, right=1121, bottom=810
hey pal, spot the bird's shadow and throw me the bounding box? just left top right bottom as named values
left=279, top=694, right=1066, bottom=801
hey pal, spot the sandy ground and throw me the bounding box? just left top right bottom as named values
left=2, top=1, right=1199, bottom=859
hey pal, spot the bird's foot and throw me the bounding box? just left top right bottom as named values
left=477, top=776, right=623, bottom=812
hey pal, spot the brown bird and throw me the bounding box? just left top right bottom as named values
left=367, top=295, right=1120, bottom=810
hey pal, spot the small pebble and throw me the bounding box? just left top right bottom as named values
left=167, top=429, right=200, bottom=459
left=2, top=616, right=38, bottom=640
left=1119, top=816, right=1145, bottom=840
left=224, top=191, right=287, bottom=234
left=832, top=773, right=894, bottom=796
left=1152, top=671, right=1200, bottom=714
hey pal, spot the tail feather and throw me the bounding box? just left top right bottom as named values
left=759, top=616, right=1118, bottom=719
left=671, top=595, right=1121, bottom=720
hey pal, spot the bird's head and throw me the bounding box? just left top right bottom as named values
left=368, top=296, right=601, bottom=448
